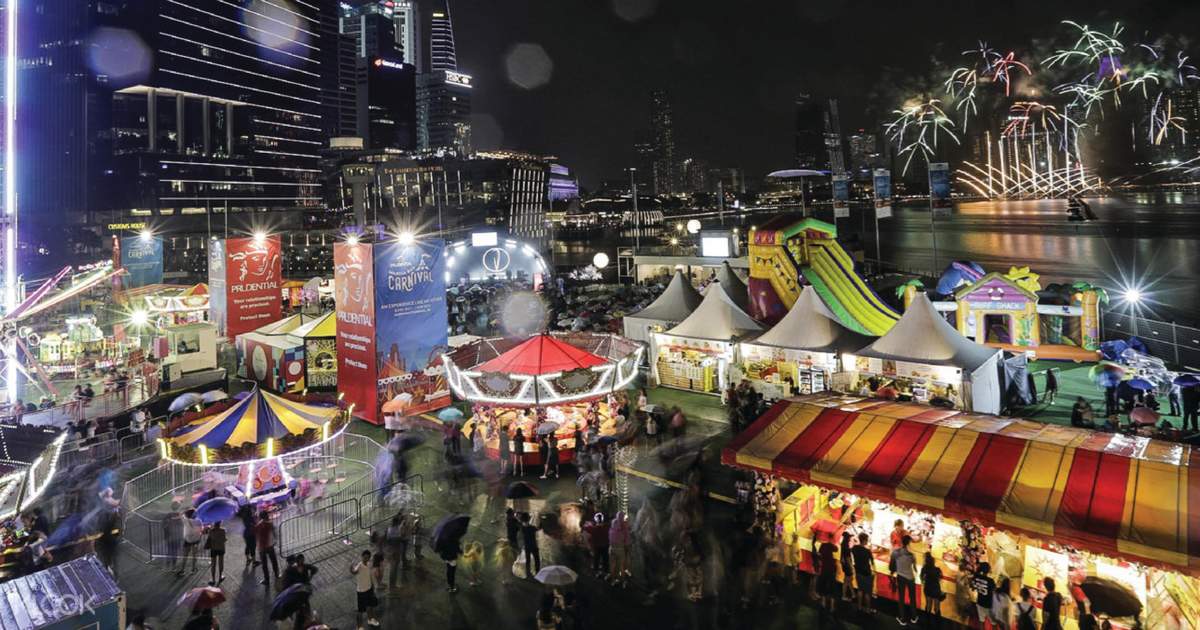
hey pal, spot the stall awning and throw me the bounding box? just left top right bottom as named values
left=723, top=394, right=1200, bottom=573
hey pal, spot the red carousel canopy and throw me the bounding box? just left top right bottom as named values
left=479, top=334, right=608, bottom=375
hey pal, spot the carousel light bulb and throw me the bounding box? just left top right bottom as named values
left=322, top=421, right=330, bottom=442
left=200, top=444, right=209, bottom=466
left=266, top=438, right=274, bottom=458
left=158, top=438, right=168, bottom=459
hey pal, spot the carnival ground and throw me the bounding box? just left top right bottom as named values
left=109, top=366, right=1117, bottom=630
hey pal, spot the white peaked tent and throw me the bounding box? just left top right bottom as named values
left=748, top=286, right=873, bottom=353
left=653, top=281, right=762, bottom=393
left=738, top=286, right=874, bottom=398
left=848, top=293, right=1002, bottom=414
left=712, top=261, right=750, bottom=312
left=622, top=270, right=703, bottom=346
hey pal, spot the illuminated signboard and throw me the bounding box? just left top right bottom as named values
left=445, top=71, right=472, bottom=88
left=471, top=231, right=498, bottom=247
left=107, top=221, right=148, bottom=232
left=373, top=58, right=409, bottom=71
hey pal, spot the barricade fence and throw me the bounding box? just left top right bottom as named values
left=1103, top=311, right=1200, bottom=369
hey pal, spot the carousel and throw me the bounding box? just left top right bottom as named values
left=159, top=387, right=350, bottom=505
left=442, top=332, right=643, bottom=465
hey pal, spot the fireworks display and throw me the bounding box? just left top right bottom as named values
left=887, top=19, right=1200, bottom=198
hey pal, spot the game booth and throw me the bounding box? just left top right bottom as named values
left=442, top=332, right=642, bottom=466
left=840, top=294, right=1003, bottom=414
left=292, top=312, right=337, bottom=391
left=652, top=281, right=763, bottom=394
left=621, top=269, right=703, bottom=351
left=724, top=393, right=1200, bottom=629
left=736, top=286, right=873, bottom=400
left=234, top=314, right=328, bottom=393
left=159, top=387, right=349, bottom=506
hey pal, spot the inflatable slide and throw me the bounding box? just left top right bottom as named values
left=748, top=218, right=899, bottom=336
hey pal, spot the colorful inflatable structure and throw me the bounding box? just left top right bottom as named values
left=748, top=218, right=899, bottom=336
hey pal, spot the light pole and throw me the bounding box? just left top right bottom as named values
left=628, top=168, right=640, bottom=252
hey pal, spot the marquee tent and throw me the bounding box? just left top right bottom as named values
left=621, top=270, right=703, bottom=347
left=235, top=314, right=316, bottom=391
left=738, top=286, right=874, bottom=398
left=712, top=261, right=750, bottom=312
left=846, top=294, right=1002, bottom=414
left=169, top=388, right=338, bottom=449
left=723, top=394, right=1200, bottom=571
left=653, top=281, right=762, bottom=393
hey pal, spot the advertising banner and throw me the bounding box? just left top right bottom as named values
left=335, top=242, right=378, bottom=422
left=120, top=236, right=164, bottom=288
left=207, top=239, right=227, bottom=335
left=929, top=162, right=952, bottom=217
left=831, top=175, right=851, bottom=219
left=223, top=236, right=282, bottom=338
left=873, top=169, right=893, bottom=219
left=374, top=239, right=450, bottom=418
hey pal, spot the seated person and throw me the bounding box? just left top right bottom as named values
left=1070, top=397, right=1096, bottom=428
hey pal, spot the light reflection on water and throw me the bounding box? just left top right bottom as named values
left=556, top=193, right=1200, bottom=323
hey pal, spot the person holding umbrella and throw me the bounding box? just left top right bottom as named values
left=205, top=520, right=226, bottom=585
left=236, top=504, right=257, bottom=570
left=431, top=513, right=471, bottom=592
left=180, top=508, right=203, bottom=576
left=520, top=512, right=541, bottom=578
left=351, top=549, right=381, bottom=627
left=538, top=435, right=551, bottom=479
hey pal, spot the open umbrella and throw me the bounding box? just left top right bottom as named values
left=534, top=565, right=578, bottom=586
left=1093, top=370, right=1122, bottom=389
left=505, top=481, right=539, bottom=499
left=535, top=421, right=560, bottom=435
left=1126, top=378, right=1154, bottom=391
left=270, top=583, right=314, bottom=621
left=590, top=435, right=618, bottom=447
left=431, top=514, right=471, bottom=551
left=438, top=407, right=465, bottom=422
left=1173, top=374, right=1200, bottom=387
left=1130, top=407, right=1160, bottom=426
left=169, top=392, right=204, bottom=413
left=1078, top=576, right=1142, bottom=618
left=178, top=586, right=226, bottom=611
left=195, top=497, right=239, bottom=524
left=200, top=390, right=228, bottom=404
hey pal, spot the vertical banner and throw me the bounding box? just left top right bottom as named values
left=223, top=236, right=282, bottom=338
left=374, top=239, right=450, bottom=419
left=831, top=174, right=850, bottom=219
left=335, top=242, right=378, bottom=421
left=207, top=239, right=227, bottom=336
left=872, top=168, right=893, bottom=219
left=120, top=236, right=164, bottom=288
left=929, top=162, right=952, bottom=217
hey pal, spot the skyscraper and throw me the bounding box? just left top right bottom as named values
left=392, top=1, right=419, bottom=68
left=339, top=2, right=417, bottom=150
left=425, top=3, right=457, bottom=72
left=649, top=89, right=679, bottom=195
left=416, top=1, right=470, bottom=153
left=107, top=0, right=326, bottom=233
left=794, top=94, right=827, bottom=170
left=823, top=98, right=847, bottom=174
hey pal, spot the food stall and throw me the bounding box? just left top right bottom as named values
left=162, top=388, right=348, bottom=504
left=840, top=294, right=1002, bottom=414
left=724, top=393, right=1200, bottom=629
left=442, top=332, right=642, bottom=465
left=652, top=281, right=762, bottom=394
left=736, top=286, right=873, bottom=400
left=621, top=269, right=703, bottom=353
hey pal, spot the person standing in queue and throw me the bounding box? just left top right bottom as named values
left=255, top=511, right=281, bottom=586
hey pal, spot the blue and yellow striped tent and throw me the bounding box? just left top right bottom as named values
left=169, top=388, right=338, bottom=449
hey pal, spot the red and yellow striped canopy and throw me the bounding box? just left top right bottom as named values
left=723, top=393, right=1200, bottom=573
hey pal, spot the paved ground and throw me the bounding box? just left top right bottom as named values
left=112, top=388, right=927, bottom=630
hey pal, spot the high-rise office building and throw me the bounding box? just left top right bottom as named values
left=823, top=97, right=846, bottom=174
left=416, top=1, right=470, bottom=153
left=392, top=1, right=419, bottom=68
left=425, top=2, right=457, bottom=72
left=338, top=2, right=417, bottom=150
left=649, top=89, right=679, bottom=195
left=106, top=0, right=326, bottom=233
left=848, top=130, right=881, bottom=179
left=321, top=5, right=360, bottom=139
left=794, top=94, right=827, bottom=170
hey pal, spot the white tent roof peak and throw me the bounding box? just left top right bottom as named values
left=711, top=261, right=749, bottom=311
left=664, top=280, right=762, bottom=341
left=626, top=270, right=703, bottom=322
left=749, top=286, right=874, bottom=353
left=852, top=293, right=999, bottom=371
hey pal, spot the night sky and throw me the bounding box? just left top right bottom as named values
left=454, top=0, right=1200, bottom=188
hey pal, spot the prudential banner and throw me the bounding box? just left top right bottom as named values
left=873, top=168, right=893, bottom=219
left=120, top=236, right=163, bottom=288
left=374, top=239, right=450, bottom=417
